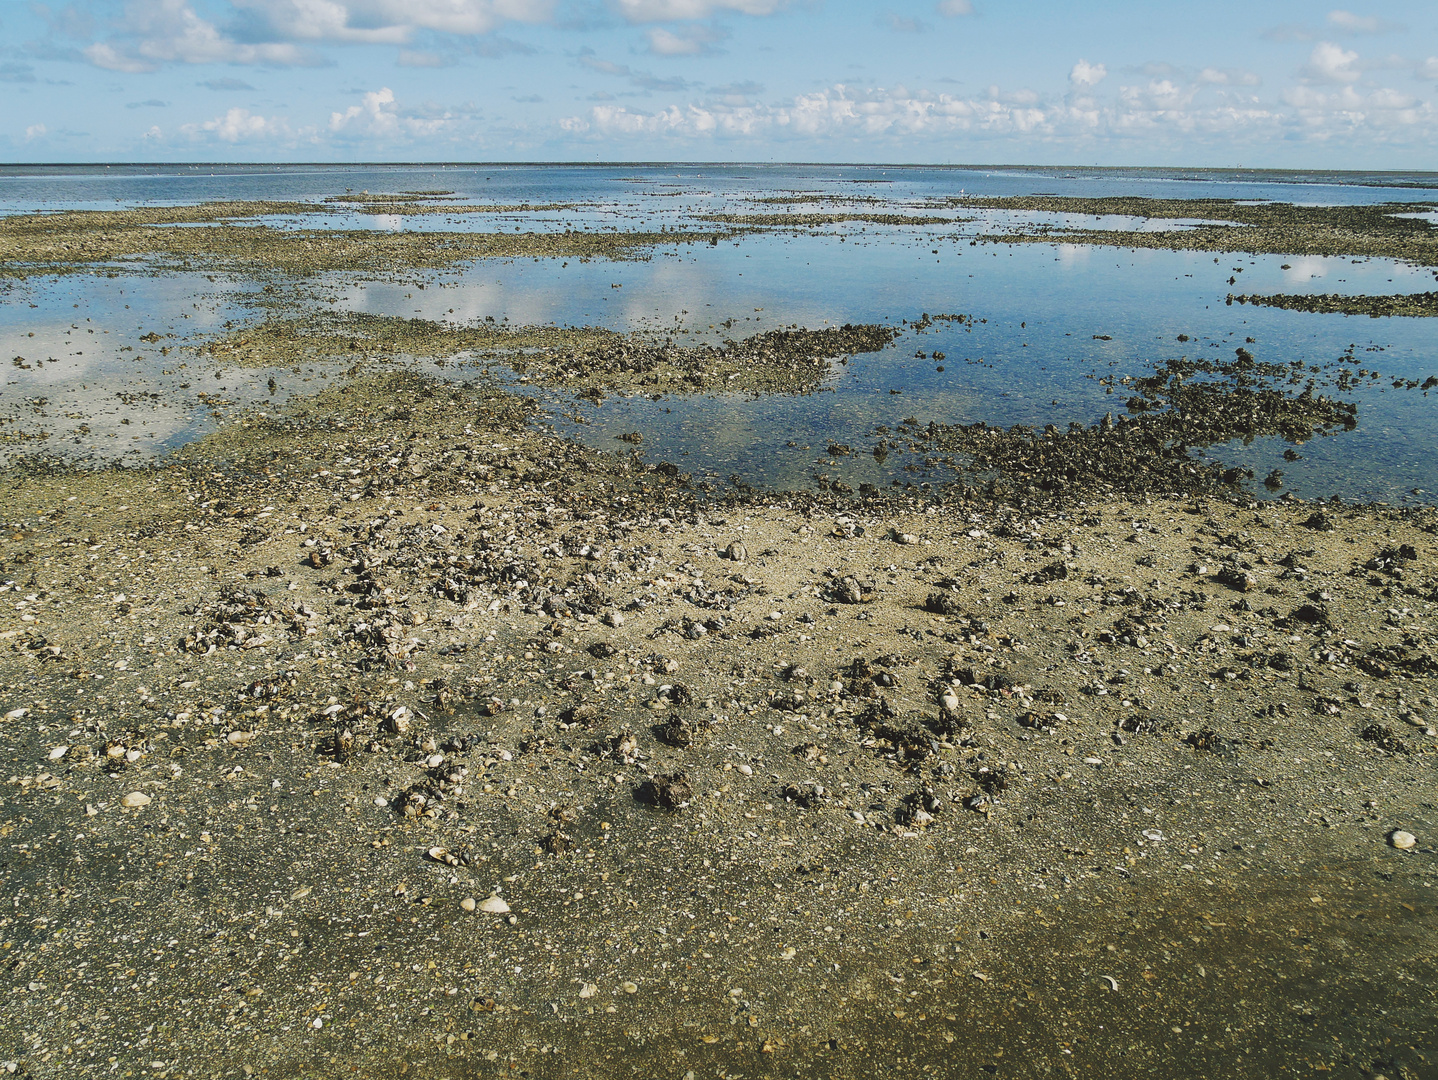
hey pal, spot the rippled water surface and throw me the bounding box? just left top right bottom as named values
left=3, top=163, right=1438, bottom=503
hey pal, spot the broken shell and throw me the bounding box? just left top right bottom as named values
left=428, top=846, right=460, bottom=866
left=48, top=746, right=69, bottom=761
left=120, top=791, right=151, bottom=808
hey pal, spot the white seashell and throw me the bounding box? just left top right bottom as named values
left=478, top=895, right=510, bottom=914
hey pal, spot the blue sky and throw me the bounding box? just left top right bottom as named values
left=3, top=1, right=1437, bottom=166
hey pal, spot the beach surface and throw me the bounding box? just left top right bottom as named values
left=1, top=181, right=1436, bottom=1079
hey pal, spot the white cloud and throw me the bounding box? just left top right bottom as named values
left=143, top=125, right=163, bottom=139
left=936, top=0, right=973, bottom=15
left=328, top=86, right=456, bottom=138
left=1304, top=42, right=1361, bottom=83
left=556, top=66, right=1437, bottom=152
left=1069, top=59, right=1106, bottom=88
left=612, top=0, right=786, bottom=23
left=183, top=107, right=292, bottom=142
left=647, top=25, right=723, bottom=55
left=233, top=0, right=556, bottom=40
left=75, top=0, right=553, bottom=70
left=1418, top=57, right=1438, bottom=81
left=25, top=124, right=48, bottom=140
left=82, top=0, right=315, bottom=71
left=1197, top=67, right=1261, bottom=87
left=1326, top=9, right=1399, bottom=35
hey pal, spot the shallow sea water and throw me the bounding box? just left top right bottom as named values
left=3, top=163, right=1438, bottom=504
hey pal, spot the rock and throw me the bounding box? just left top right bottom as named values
left=425, top=753, right=445, bottom=768
left=226, top=730, right=253, bottom=746
left=724, top=541, right=747, bottom=562
left=894, top=531, right=919, bottom=545
left=924, top=591, right=962, bottom=616
left=477, top=895, right=510, bottom=914
left=640, top=771, right=693, bottom=809
left=120, top=791, right=151, bottom=808
left=460, top=897, right=477, bottom=912
left=1215, top=566, right=1257, bottom=592
left=604, top=610, right=624, bottom=628
left=1390, top=830, right=1418, bottom=850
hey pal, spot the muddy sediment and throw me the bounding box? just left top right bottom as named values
left=0, top=203, right=727, bottom=278
left=952, top=195, right=1438, bottom=265
left=199, top=311, right=901, bottom=397
left=1229, top=290, right=1438, bottom=318
left=699, top=212, right=958, bottom=227
left=886, top=349, right=1360, bottom=500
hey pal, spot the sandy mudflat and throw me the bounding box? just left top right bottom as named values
left=2, top=369, right=1435, bottom=1079
left=0, top=194, right=1436, bottom=1079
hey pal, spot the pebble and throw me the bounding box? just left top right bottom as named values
left=622, top=981, right=638, bottom=994
left=604, top=611, right=624, bottom=628
left=478, top=895, right=511, bottom=914
left=460, top=897, right=477, bottom=912
left=724, top=542, right=747, bottom=562
left=894, top=532, right=919, bottom=545
left=1390, top=830, right=1418, bottom=850
left=120, top=791, right=151, bottom=808
left=425, top=753, right=445, bottom=768
left=736, top=763, right=753, bottom=776
left=226, top=730, right=253, bottom=746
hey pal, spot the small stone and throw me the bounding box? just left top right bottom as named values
left=622, top=981, right=638, bottom=994
left=478, top=895, right=511, bottom=914
left=894, top=531, right=919, bottom=545
left=1390, top=830, right=1418, bottom=850
left=226, top=730, right=253, bottom=747
left=425, top=753, right=445, bottom=768
left=604, top=610, right=624, bottom=628
left=460, top=897, right=477, bottom=912
left=724, top=542, right=747, bottom=562
left=120, top=791, right=151, bottom=808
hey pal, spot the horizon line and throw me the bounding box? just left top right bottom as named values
left=4, top=161, right=1438, bottom=176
